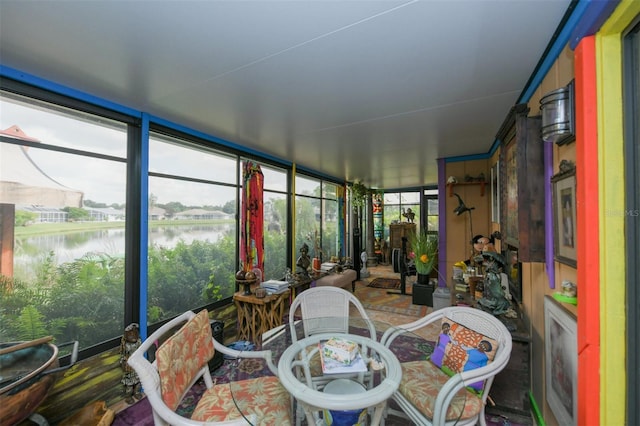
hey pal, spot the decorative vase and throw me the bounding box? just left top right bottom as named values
left=417, top=273, right=431, bottom=285
left=413, top=273, right=434, bottom=307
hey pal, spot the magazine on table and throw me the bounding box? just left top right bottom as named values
left=260, top=280, right=290, bottom=294
left=319, top=342, right=368, bottom=374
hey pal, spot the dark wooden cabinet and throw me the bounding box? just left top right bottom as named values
left=496, top=104, right=546, bottom=262
left=389, top=223, right=416, bottom=253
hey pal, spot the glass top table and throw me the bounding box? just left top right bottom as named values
left=226, top=317, right=435, bottom=426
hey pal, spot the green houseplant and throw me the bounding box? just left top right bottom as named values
left=409, top=231, right=438, bottom=284
left=349, top=182, right=370, bottom=208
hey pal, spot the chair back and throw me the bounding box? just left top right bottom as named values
left=381, top=306, right=513, bottom=426
left=127, top=310, right=216, bottom=425
left=129, top=310, right=289, bottom=425
left=288, top=286, right=376, bottom=342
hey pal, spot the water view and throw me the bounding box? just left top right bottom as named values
left=13, top=223, right=234, bottom=281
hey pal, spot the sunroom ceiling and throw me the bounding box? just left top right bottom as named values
left=0, top=0, right=571, bottom=189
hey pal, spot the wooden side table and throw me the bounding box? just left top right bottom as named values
left=233, top=290, right=290, bottom=344
left=289, top=277, right=312, bottom=300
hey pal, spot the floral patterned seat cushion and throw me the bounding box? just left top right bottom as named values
left=156, top=309, right=215, bottom=410
left=156, top=310, right=292, bottom=424
left=191, top=375, right=292, bottom=425
left=399, top=360, right=483, bottom=421
left=430, top=317, right=499, bottom=392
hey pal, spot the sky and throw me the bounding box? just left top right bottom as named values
left=1, top=96, right=288, bottom=207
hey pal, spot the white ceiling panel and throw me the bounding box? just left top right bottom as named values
left=0, top=0, right=572, bottom=188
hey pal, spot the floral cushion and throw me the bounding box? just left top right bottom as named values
left=191, top=375, right=292, bottom=425
left=430, top=316, right=499, bottom=392
left=156, top=310, right=214, bottom=410
left=399, top=360, right=483, bottom=421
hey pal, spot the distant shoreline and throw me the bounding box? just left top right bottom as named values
left=14, top=218, right=234, bottom=237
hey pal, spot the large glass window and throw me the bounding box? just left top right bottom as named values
left=148, top=133, right=238, bottom=324
left=322, top=182, right=340, bottom=259
left=1, top=92, right=128, bottom=350
left=424, top=188, right=439, bottom=233
left=294, top=175, right=341, bottom=266
left=382, top=190, right=421, bottom=240
left=0, top=83, right=346, bottom=357
left=257, top=163, right=288, bottom=281
left=295, top=175, right=321, bottom=261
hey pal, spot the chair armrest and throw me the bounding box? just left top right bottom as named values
left=432, top=366, right=501, bottom=426
left=212, top=338, right=279, bottom=375
left=432, top=336, right=513, bottom=426
left=380, top=309, right=444, bottom=347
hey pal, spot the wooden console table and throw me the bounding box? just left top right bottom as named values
left=233, top=289, right=290, bottom=344
left=289, top=276, right=312, bottom=299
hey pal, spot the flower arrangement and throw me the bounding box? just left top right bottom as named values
left=409, top=231, right=438, bottom=275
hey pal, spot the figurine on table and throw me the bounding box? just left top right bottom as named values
left=402, top=207, right=415, bottom=223
left=119, top=323, right=143, bottom=403
left=296, top=243, right=311, bottom=278
left=476, top=251, right=516, bottom=317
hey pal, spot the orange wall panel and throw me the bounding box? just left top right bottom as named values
left=574, top=36, right=600, bottom=426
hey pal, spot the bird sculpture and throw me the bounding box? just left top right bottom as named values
left=453, top=193, right=475, bottom=216
left=453, top=193, right=476, bottom=253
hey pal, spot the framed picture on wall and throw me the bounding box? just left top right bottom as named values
left=491, top=161, right=500, bottom=223
left=552, top=166, right=577, bottom=267
left=545, top=296, right=577, bottom=426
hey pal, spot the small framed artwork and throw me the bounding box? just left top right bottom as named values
left=545, top=296, right=577, bottom=426
left=552, top=167, right=577, bottom=267
left=491, top=161, right=500, bottom=223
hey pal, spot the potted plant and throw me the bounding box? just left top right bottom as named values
left=409, top=231, right=438, bottom=285
left=349, top=182, right=370, bottom=208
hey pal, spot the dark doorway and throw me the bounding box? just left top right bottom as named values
left=624, top=18, right=640, bottom=426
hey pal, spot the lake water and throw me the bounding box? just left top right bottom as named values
left=13, top=223, right=234, bottom=280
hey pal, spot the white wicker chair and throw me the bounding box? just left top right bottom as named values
left=288, top=286, right=376, bottom=341
left=287, top=286, right=377, bottom=425
left=127, top=310, right=292, bottom=426
left=380, top=306, right=513, bottom=426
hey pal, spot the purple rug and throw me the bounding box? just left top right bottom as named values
left=114, top=329, right=427, bottom=425
left=113, top=326, right=531, bottom=425
left=115, top=391, right=529, bottom=426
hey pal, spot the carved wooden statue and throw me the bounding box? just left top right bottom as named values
left=402, top=207, right=415, bottom=223
left=296, top=243, right=311, bottom=278
left=119, top=323, right=143, bottom=403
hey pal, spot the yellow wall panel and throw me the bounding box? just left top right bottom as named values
left=595, top=2, right=640, bottom=423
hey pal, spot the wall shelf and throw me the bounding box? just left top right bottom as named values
left=447, top=181, right=486, bottom=197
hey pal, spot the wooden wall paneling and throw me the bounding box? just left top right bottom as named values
left=31, top=304, right=238, bottom=420
left=527, top=36, right=578, bottom=426
left=444, top=159, right=490, bottom=277
left=526, top=262, right=546, bottom=424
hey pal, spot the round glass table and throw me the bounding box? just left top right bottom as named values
left=227, top=317, right=435, bottom=426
